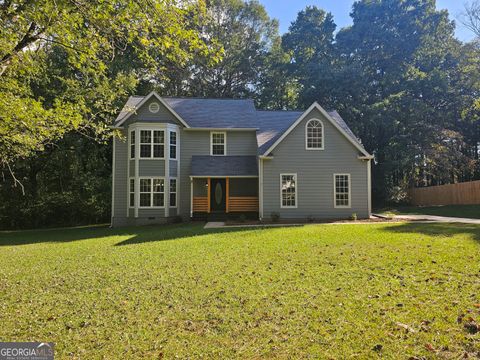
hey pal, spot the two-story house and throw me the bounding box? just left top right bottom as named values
left=111, top=91, right=372, bottom=226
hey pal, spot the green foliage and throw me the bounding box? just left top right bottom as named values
left=1, top=0, right=480, bottom=228
left=160, top=0, right=278, bottom=98
left=0, top=133, right=112, bottom=229
left=0, top=223, right=479, bottom=357
left=0, top=0, right=218, bottom=165
left=282, top=6, right=337, bottom=109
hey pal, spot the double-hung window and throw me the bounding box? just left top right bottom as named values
left=130, top=131, right=135, bottom=159
left=129, top=178, right=135, bottom=207
left=280, top=174, right=297, bottom=208
left=139, top=178, right=165, bottom=207
left=334, top=174, right=351, bottom=208
left=169, top=131, right=177, bottom=159
left=140, top=130, right=164, bottom=158
left=170, top=179, right=177, bottom=207
left=211, top=132, right=226, bottom=155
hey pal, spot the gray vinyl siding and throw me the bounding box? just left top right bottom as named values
left=226, top=132, right=258, bottom=155
left=262, top=108, right=369, bottom=220
left=112, top=131, right=128, bottom=226
left=138, top=160, right=165, bottom=177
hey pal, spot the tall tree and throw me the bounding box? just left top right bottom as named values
left=333, top=0, right=473, bottom=203
left=160, top=0, right=279, bottom=98
left=0, top=0, right=217, bottom=174
left=282, top=6, right=337, bottom=109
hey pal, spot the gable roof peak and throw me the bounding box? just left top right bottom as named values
left=261, top=101, right=370, bottom=157
left=114, top=91, right=190, bottom=128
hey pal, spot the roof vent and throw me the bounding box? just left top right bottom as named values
left=149, top=102, right=160, bottom=113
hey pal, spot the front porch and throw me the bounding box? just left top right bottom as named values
left=190, top=177, right=259, bottom=219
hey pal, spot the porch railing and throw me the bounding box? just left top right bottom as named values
left=229, top=197, right=258, bottom=212
left=192, top=196, right=258, bottom=213
left=192, top=197, right=208, bottom=212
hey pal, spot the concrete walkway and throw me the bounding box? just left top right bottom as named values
left=391, top=214, right=480, bottom=224
left=204, top=215, right=480, bottom=229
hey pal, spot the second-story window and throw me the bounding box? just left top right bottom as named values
left=169, top=131, right=177, bottom=159
left=140, top=130, right=164, bottom=159
left=130, top=130, right=135, bottom=159
left=306, top=119, right=324, bottom=150
left=211, top=132, right=226, bottom=156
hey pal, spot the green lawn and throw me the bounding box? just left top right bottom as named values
left=379, top=204, right=480, bottom=219
left=0, top=223, right=479, bottom=358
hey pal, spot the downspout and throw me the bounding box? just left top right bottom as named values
left=367, top=159, right=372, bottom=217
left=259, top=157, right=263, bottom=220
left=111, top=136, right=116, bottom=227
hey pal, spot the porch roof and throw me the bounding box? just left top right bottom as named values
left=191, top=156, right=258, bottom=177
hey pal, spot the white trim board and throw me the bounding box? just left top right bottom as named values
left=114, top=91, right=190, bottom=128
left=263, top=102, right=370, bottom=157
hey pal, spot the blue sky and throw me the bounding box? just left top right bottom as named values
left=259, top=0, right=475, bottom=42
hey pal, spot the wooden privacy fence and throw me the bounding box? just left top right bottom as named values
left=409, top=180, right=480, bottom=206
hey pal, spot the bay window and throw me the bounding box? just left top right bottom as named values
left=140, top=130, right=164, bottom=159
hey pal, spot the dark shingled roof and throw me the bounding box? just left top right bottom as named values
left=115, top=97, right=258, bottom=128
left=115, top=95, right=367, bottom=155
left=191, top=156, right=258, bottom=177
left=163, top=98, right=258, bottom=128
left=256, top=110, right=303, bottom=154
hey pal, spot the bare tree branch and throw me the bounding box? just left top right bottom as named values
left=6, top=163, right=25, bottom=195
left=461, top=1, right=480, bottom=38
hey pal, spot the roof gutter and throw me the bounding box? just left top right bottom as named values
left=358, top=155, right=374, bottom=160
left=183, top=128, right=259, bottom=131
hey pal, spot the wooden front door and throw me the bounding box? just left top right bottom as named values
left=210, top=178, right=226, bottom=212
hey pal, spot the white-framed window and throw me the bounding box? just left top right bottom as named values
left=170, top=178, right=177, bottom=207
left=334, top=174, right=351, bottom=208
left=210, top=132, right=226, bottom=156
left=140, top=130, right=164, bottom=159
left=306, top=119, right=324, bottom=150
left=139, top=178, right=165, bottom=208
left=169, top=131, right=177, bottom=159
left=130, top=130, right=135, bottom=159
left=129, top=178, right=135, bottom=208
left=280, top=173, right=297, bottom=208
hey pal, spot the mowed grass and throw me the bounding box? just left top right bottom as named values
left=380, top=204, right=480, bottom=219
left=0, top=223, right=479, bottom=359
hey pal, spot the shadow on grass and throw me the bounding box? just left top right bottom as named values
left=383, top=222, right=480, bottom=242
left=0, top=222, right=258, bottom=247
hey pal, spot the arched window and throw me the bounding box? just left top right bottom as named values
left=306, top=119, right=324, bottom=150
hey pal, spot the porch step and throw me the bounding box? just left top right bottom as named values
left=207, top=213, right=228, bottom=221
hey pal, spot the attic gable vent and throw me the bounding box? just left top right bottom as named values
left=149, top=102, right=160, bottom=113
